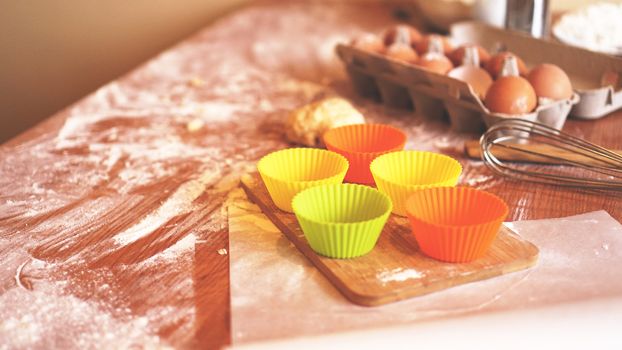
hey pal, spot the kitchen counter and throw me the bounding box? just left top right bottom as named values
left=1, top=1, right=622, bottom=348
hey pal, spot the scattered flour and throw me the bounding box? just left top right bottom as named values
left=0, top=254, right=171, bottom=350
left=463, top=174, right=495, bottom=188
left=377, top=268, right=424, bottom=285
left=554, top=2, right=622, bottom=55
left=0, top=2, right=437, bottom=348
left=142, top=233, right=197, bottom=265
left=0, top=286, right=168, bottom=350
left=112, top=170, right=222, bottom=246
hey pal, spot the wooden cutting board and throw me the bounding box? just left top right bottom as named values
left=241, top=173, right=539, bottom=306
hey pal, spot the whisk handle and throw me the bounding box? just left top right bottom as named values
left=464, top=140, right=622, bottom=165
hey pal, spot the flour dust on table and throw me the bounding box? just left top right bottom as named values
left=0, top=2, right=505, bottom=348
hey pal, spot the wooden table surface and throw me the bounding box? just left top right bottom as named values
left=1, top=1, right=621, bottom=349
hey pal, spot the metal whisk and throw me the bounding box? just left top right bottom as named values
left=479, top=118, right=622, bottom=192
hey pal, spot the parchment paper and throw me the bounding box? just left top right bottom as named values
left=228, top=188, right=622, bottom=344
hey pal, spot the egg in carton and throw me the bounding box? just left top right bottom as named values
left=451, top=22, right=622, bottom=120
left=336, top=22, right=604, bottom=135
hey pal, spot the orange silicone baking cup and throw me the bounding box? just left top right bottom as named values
left=405, top=186, right=509, bottom=263
left=323, top=124, right=406, bottom=185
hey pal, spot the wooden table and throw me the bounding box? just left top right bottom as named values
left=1, top=1, right=620, bottom=349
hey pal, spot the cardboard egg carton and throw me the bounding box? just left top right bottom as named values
left=451, top=22, right=622, bottom=120
left=336, top=22, right=621, bottom=132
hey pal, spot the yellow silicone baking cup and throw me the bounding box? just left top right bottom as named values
left=258, top=148, right=349, bottom=212
left=370, top=150, right=462, bottom=216
left=292, top=183, right=392, bottom=259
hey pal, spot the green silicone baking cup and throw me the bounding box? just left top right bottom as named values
left=292, top=183, right=392, bottom=259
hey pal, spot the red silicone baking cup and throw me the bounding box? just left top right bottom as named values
left=405, top=186, right=509, bottom=263
left=323, top=124, right=406, bottom=185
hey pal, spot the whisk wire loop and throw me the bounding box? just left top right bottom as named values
left=479, top=119, right=622, bottom=193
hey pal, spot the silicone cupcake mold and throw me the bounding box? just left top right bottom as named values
left=257, top=148, right=348, bottom=212
left=292, top=183, right=392, bottom=259
left=370, top=150, right=462, bottom=216
left=323, top=124, right=406, bottom=185
left=406, top=186, right=509, bottom=263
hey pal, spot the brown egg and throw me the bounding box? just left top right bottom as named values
left=383, top=25, right=423, bottom=47
left=485, top=52, right=528, bottom=79
left=485, top=76, right=537, bottom=114
left=414, top=34, right=453, bottom=55
left=384, top=43, right=418, bottom=63
left=449, top=44, right=491, bottom=67
left=414, top=35, right=454, bottom=74
left=351, top=34, right=385, bottom=54
left=417, top=54, right=454, bottom=74
left=448, top=66, right=493, bottom=99
left=527, top=63, right=573, bottom=100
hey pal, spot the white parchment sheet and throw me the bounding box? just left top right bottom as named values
left=228, top=188, right=622, bottom=344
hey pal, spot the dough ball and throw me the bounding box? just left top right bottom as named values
left=285, top=98, right=365, bottom=147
